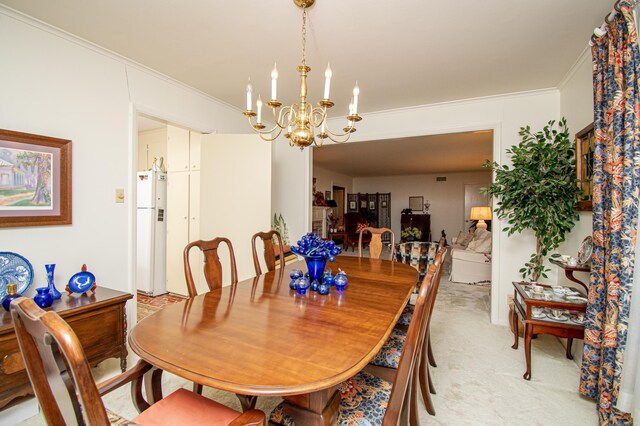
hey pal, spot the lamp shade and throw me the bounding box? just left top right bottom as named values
left=327, top=199, right=338, bottom=208
left=470, top=206, right=492, bottom=221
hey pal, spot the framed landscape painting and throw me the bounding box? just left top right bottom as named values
left=0, top=129, right=72, bottom=227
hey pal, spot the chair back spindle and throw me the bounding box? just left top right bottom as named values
left=358, top=227, right=395, bottom=260
left=11, top=297, right=110, bottom=426
left=251, top=230, right=284, bottom=276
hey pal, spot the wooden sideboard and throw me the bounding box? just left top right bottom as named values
left=400, top=213, right=431, bottom=242
left=0, top=287, right=133, bottom=409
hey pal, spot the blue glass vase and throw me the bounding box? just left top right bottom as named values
left=304, top=255, right=327, bottom=283
left=45, top=264, right=62, bottom=300
left=33, top=287, right=54, bottom=308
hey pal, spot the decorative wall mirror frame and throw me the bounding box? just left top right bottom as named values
left=575, top=122, right=595, bottom=211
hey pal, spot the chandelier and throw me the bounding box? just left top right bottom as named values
left=242, top=0, right=362, bottom=149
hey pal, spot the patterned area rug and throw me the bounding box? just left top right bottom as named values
left=137, top=303, right=160, bottom=322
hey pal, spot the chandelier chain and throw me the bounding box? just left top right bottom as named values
left=301, top=6, right=307, bottom=66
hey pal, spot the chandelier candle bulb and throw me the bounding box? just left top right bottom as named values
left=271, top=63, right=278, bottom=100
left=256, top=95, right=263, bottom=124
left=246, top=79, right=252, bottom=111
left=323, top=63, right=332, bottom=99
left=352, top=82, right=359, bottom=114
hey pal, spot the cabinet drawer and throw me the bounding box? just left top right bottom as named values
left=65, top=304, right=124, bottom=363
left=0, top=333, right=28, bottom=395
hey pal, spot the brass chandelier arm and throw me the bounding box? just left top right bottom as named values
left=309, top=106, right=327, bottom=128
left=245, top=115, right=284, bottom=141
left=272, top=105, right=296, bottom=129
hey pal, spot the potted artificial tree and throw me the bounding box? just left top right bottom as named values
left=483, top=118, right=581, bottom=282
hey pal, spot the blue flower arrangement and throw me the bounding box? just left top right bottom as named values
left=291, top=232, right=342, bottom=261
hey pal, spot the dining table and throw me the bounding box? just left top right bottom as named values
left=129, top=256, right=417, bottom=426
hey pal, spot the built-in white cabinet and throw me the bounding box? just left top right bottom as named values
left=138, top=127, right=168, bottom=171
left=166, top=125, right=202, bottom=295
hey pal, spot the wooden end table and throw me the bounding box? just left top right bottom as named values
left=549, top=258, right=589, bottom=291
left=511, top=281, right=587, bottom=380
left=328, top=231, right=348, bottom=246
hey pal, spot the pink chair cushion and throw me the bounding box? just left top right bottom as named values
left=133, top=388, right=241, bottom=426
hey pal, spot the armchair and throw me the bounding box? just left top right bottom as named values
left=344, top=212, right=371, bottom=251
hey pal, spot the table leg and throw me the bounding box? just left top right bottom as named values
left=283, top=386, right=339, bottom=426
left=566, top=338, right=574, bottom=360
left=523, top=323, right=533, bottom=380
left=510, top=306, right=519, bottom=350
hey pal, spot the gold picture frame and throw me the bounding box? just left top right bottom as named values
left=409, top=196, right=423, bottom=212
left=575, top=123, right=594, bottom=211
left=0, top=129, right=72, bottom=227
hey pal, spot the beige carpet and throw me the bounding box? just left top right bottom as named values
left=136, top=303, right=160, bottom=322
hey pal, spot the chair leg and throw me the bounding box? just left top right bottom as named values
left=401, top=376, right=412, bottom=426
left=193, top=383, right=203, bottom=395
left=428, top=363, right=436, bottom=395
left=428, top=332, right=437, bottom=367
left=236, top=394, right=258, bottom=412
left=410, top=367, right=420, bottom=426
left=418, top=357, right=436, bottom=415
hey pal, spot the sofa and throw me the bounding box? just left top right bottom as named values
left=449, top=228, right=492, bottom=284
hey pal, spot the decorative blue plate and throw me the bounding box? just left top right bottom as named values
left=0, top=252, right=34, bottom=298
left=68, top=271, right=96, bottom=294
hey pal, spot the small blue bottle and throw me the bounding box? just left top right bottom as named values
left=2, top=283, right=20, bottom=312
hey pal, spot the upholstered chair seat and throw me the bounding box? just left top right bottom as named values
left=370, top=328, right=407, bottom=369
left=397, top=304, right=414, bottom=326
left=269, top=371, right=393, bottom=426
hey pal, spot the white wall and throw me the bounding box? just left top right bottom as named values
left=353, top=171, right=491, bottom=240
left=271, top=142, right=311, bottom=243
left=557, top=49, right=595, bottom=361
left=313, top=166, right=354, bottom=198
left=557, top=48, right=593, bottom=290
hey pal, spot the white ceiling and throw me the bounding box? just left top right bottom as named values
left=314, top=131, right=493, bottom=177
left=1, top=0, right=611, bottom=175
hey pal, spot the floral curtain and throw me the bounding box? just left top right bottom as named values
left=580, top=1, right=640, bottom=424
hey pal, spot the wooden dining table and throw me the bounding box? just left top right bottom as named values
left=129, top=256, right=417, bottom=425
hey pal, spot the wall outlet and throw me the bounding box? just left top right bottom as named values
left=115, top=189, right=125, bottom=203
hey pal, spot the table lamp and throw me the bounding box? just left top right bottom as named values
left=470, top=206, right=492, bottom=230
left=327, top=199, right=338, bottom=208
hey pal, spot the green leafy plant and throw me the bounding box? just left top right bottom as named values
left=401, top=227, right=422, bottom=239
left=483, top=118, right=580, bottom=281
left=272, top=213, right=290, bottom=245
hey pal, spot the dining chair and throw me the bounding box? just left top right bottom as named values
left=398, top=240, right=446, bottom=367
left=365, top=247, right=447, bottom=420
left=251, top=230, right=284, bottom=276
left=10, top=297, right=266, bottom=426
left=184, top=237, right=238, bottom=298
left=269, top=255, right=433, bottom=426
left=358, top=226, right=396, bottom=260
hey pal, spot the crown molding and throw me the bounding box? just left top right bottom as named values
left=557, top=45, right=591, bottom=91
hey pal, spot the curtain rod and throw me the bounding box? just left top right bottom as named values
left=590, top=0, right=640, bottom=45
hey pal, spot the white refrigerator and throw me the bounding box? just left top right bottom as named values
left=136, top=171, right=167, bottom=296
